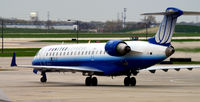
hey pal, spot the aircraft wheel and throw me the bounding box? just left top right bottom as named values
left=91, top=77, right=98, bottom=86
left=124, top=77, right=130, bottom=86
left=130, top=77, right=136, bottom=86
left=40, top=71, right=47, bottom=83
left=40, top=77, right=47, bottom=83
left=85, top=77, right=92, bottom=86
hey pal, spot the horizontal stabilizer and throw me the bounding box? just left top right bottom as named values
left=142, top=11, right=200, bottom=16
left=141, top=12, right=174, bottom=15
left=182, top=11, right=200, bottom=15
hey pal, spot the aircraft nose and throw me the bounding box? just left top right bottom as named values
left=165, top=46, right=175, bottom=57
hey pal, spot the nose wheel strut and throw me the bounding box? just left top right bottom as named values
left=40, top=71, right=47, bottom=83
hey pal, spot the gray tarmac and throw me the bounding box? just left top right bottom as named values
left=1, top=57, right=200, bottom=102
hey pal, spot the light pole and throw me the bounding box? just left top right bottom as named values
left=1, top=20, right=4, bottom=53
left=145, top=22, right=148, bottom=40
left=68, top=19, right=79, bottom=44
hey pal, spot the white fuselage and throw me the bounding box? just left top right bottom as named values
left=32, top=41, right=168, bottom=75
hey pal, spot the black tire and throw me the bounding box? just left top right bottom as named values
left=130, top=77, right=136, bottom=86
left=85, top=77, right=91, bottom=86
left=124, top=77, right=130, bottom=86
left=91, top=77, right=98, bottom=86
left=40, top=77, right=47, bottom=83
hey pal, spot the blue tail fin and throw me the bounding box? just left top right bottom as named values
left=148, top=7, right=183, bottom=46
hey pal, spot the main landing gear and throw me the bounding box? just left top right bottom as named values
left=85, top=76, right=98, bottom=86
left=124, top=76, right=136, bottom=86
left=39, top=72, right=136, bottom=86
left=40, top=71, right=47, bottom=83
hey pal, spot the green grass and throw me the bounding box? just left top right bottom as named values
left=3, top=33, right=150, bottom=38
left=0, top=48, right=40, bottom=57
left=173, top=33, right=200, bottom=36
left=33, top=40, right=109, bottom=43
left=1, top=25, right=200, bottom=34
left=175, top=25, right=200, bottom=33
left=1, top=32, right=200, bottom=38
left=176, top=48, right=200, bottom=53
left=34, top=39, right=200, bottom=43
left=172, top=39, right=200, bottom=42
left=0, top=28, right=78, bottom=33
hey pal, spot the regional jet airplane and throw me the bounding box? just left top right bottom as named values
left=11, top=7, right=200, bottom=86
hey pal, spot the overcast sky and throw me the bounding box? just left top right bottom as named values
left=1, top=0, right=200, bottom=22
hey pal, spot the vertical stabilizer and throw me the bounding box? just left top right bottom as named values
left=147, top=7, right=183, bottom=46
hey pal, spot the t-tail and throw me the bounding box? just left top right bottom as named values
left=142, top=7, right=200, bottom=46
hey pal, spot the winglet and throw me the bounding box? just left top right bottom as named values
left=11, top=52, right=17, bottom=67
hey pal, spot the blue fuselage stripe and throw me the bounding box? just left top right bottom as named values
left=32, top=55, right=166, bottom=75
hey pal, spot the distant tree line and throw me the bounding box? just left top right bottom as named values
left=0, top=16, right=161, bottom=33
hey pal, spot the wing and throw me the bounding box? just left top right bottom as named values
left=15, top=65, right=103, bottom=73
left=142, top=65, right=200, bottom=73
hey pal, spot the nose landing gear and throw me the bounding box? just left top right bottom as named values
left=40, top=71, right=47, bottom=83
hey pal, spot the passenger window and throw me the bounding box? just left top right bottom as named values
left=71, top=52, right=73, bottom=55
left=85, top=51, right=87, bottom=55
left=100, top=51, right=102, bottom=54
left=63, top=52, right=66, bottom=56
left=82, top=51, right=84, bottom=55
left=46, top=53, right=48, bottom=56
left=92, top=51, right=94, bottom=55
left=78, top=51, right=80, bottom=55
left=60, top=52, right=62, bottom=56
left=88, top=51, right=91, bottom=55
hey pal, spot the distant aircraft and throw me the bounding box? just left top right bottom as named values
left=11, top=7, right=200, bottom=86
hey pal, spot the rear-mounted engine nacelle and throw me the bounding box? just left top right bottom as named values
left=105, top=40, right=131, bottom=56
